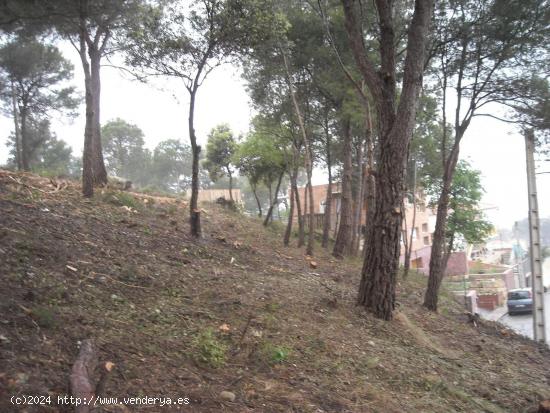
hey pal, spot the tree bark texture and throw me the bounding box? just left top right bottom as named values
left=403, top=162, right=417, bottom=278
left=351, top=137, right=365, bottom=254
left=343, top=0, right=433, bottom=319
left=90, top=51, right=108, bottom=186
left=333, top=118, right=354, bottom=258
left=263, top=170, right=284, bottom=226
left=306, top=173, right=315, bottom=256
left=188, top=89, right=202, bottom=237
left=228, top=171, right=234, bottom=202
left=294, top=179, right=305, bottom=247
left=281, top=48, right=315, bottom=256
left=322, top=170, right=333, bottom=248
left=78, top=30, right=94, bottom=198
left=424, top=146, right=460, bottom=311
left=19, top=105, right=30, bottom=171
left=363, top=107, right=375, bottom=257
left=322, top=133, right=333, bottom=248
left=284, top=171, right=296, bottom=246
left=70, top=339, right=97, bottom=413
left=10, top=80, right=22, bottom=170
left=252, top=184, right=262, bottom=217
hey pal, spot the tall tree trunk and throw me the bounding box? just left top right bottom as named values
left=263, top=170, right=284, bottom=226
left=343, top=0, right=433, bottom=320
left=306, top=177, right=315, bottom=255
left=424, top=39, right=469, bottom=311
left=424, top=146, right=460, bottom=311
left=354, top=151, right=367, bottom=255
left=333, top=187, right=340, bottom=239
left=10, top=81, right=22, bottom=171
left=322, top=171, right=333, bottom=248
left=76, top=23, right=95, bottom=197
left=188, top=88, right=201, bottom=237
left=401, top=198, right=409, bottom=267
left=281, top=48, right=315, bottom=256
left=363, top=107, right=375, bottom=256
left=19, top=105, right=30, bottom=171
left=78, top=31, right=94, bottom=198
left=252, top=183, right=262, bottom=217
left=284, top=172, right=295, bottom=246
left=322, top=131, right=333, bottom=248
left=351, top=137, right=365, bottom=255
left=228, top=170, right=234, bottom=202
left=90, top=51, right=108, bottom=186
left=333, top=118, right=354, bottom=258
left=303, top=181, right=308, bottom=231
left=294, top=179, right=305, bottom=247
left=403, top=161, right=417, bottom=278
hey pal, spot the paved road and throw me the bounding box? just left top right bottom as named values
left=498, top=292, right=550, bottom=341
left=482, top=258, right=550, bottom=343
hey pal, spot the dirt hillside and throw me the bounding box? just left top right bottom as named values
left=1, top=170, right=549, bottom=413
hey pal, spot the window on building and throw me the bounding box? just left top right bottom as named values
left=320, top=201, right=326, bottom=214
left=422, top=223, right=428, bottom=232
left=412, top=228, right=419, bottom=240
left=419, top=203, right=426, bottom=212
left=423, top=236, right=430, bottom=246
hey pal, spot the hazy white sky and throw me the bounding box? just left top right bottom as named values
left=1, top=41, right=549, bottom=230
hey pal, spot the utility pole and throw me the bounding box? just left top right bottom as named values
left=524, top=129, right=547, bottom=344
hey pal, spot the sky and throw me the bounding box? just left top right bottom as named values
left=1, top=41, right=549, bottom=231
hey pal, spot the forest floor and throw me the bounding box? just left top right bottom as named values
left=1, top=169, right=550, bottom=413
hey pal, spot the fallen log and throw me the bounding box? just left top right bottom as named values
left=70, top=339, right=97, bottom=413
left=539, top=400, right=550, bottom=413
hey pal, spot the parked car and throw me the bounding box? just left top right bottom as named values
left=507, top=288, right=533, bottom=315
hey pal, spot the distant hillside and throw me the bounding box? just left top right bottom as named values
left=1, top=169, right=550, bottom=413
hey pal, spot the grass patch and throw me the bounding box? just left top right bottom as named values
left=32, top=305, right=56, bottom=329
left=192, top=328, right=227, bottom=368
left=101, top=191, right=141, bottom=209
left=260, top=341, right=291, bottom=364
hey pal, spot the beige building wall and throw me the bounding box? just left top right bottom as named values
left=400, top=194, right=435, bottom=255
left=292, top=183, right=435, bottom=253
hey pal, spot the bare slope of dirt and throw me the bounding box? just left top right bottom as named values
left=1, top=169, right=550, bottom=413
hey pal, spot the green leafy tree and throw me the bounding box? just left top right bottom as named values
left=235, top=119, right=287, bottom=218
left=38, top=138, right=73, bottom=176
left=126, top=0, right=278, bottom=237
left=6, top=119, right=74, bottom=176
left=101, top=118, right=147, bottom=182
left=204, top=124, right=237, bottom=202
left=0, top=36, right=78, bottom=171
left=424, top=0, right=549, bottom=312
left=340, top=0, right=434, bottom=320
left=440, top=161, right=493, bottom=263
left=4, top=0, right=151, bottom=195
left=27, top=0, right=148, bottom=195
left=151, top=139, right=193, bottom=193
